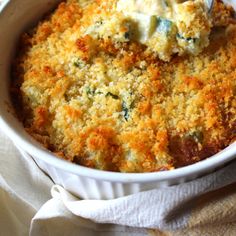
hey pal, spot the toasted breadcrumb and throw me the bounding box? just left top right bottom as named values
left=12, top=0, right=236, bottom=172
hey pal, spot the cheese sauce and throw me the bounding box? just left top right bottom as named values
left=116, top=0, right=212, bottom=60
left=117, top=0, right=172, bottom=16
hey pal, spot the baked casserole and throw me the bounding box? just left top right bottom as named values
left=11, top=0, right=236, bottom=172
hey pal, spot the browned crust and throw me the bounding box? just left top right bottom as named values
left=11, top=0, right=236, bottom=172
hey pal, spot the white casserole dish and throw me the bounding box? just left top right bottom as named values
left=0, top=0, right=235, bottom=200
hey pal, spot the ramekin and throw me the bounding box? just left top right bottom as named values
left=0, top=0, right=235, bottom=200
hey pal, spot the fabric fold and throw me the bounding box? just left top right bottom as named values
left=47, top=160, right=236, bottom=231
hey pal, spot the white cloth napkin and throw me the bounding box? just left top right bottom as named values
left=0, top=129, right=147, bottom=236
left=0, top=127, right=236, bottom=236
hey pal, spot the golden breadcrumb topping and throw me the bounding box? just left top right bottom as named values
left=12, top=0, right=236, bottom=172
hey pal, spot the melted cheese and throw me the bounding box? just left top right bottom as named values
left=117, top=0, right=172, bottom=16
left=116, top=0, right=212, bottom=60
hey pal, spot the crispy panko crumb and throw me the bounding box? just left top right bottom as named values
left=12, top=0, right=236, bottom=173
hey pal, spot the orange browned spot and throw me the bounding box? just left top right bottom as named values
left=218, top=80, right=234, bottom=103
left=87, top=126, right=116, bottom=151
left=51, top=2, right=83, bottom=32
left=64, top=105, right=83, bottom=120
left=120, top=22, right=130, bottom=33
left=76, top=35, right=97, bottom=61
left=141, top=85, right=154, bottom=99
left=51, top=78, right=71, bottom=98
left=121, top=131, right=156, bottom=161
left=204, top=101, right=221, bottom=128
left=155, top=130, right=169, bottom=152
left=33, top=106, right=48, bottom=129
left=37, top=23, right=52, bottom=42
left=152, top=80, right=164, bottom=92
left=86, top=126, right=122, bottom=171
left=95, top=0, right=102, bottom=5
left=148, top=66, right=161, bottom=81
left=138, top=101, right=152, bottom=115
left=88, top=135, right=108, bottom=152
left=183, top=76, right=204, bottom=90
left=99, top=39, right=119, bottom=55
left=120, top=53, right=137, bottom=71
left=56, top=70, right=65, bottom=78
left=43, top=66, right=54, bottom=75
left=76, top=35, right=92, bottom=53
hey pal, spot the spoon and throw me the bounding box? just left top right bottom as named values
left=205, top=0, right=214, bottom=12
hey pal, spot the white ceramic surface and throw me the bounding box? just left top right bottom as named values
left=0, top=0, right=235, bottom=200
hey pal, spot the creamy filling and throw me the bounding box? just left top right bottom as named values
left=117, top=0, right=211, bottom=40
left=117, top=0, right=173, bottom=17
left=81, top=0, right=214, bottom=61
